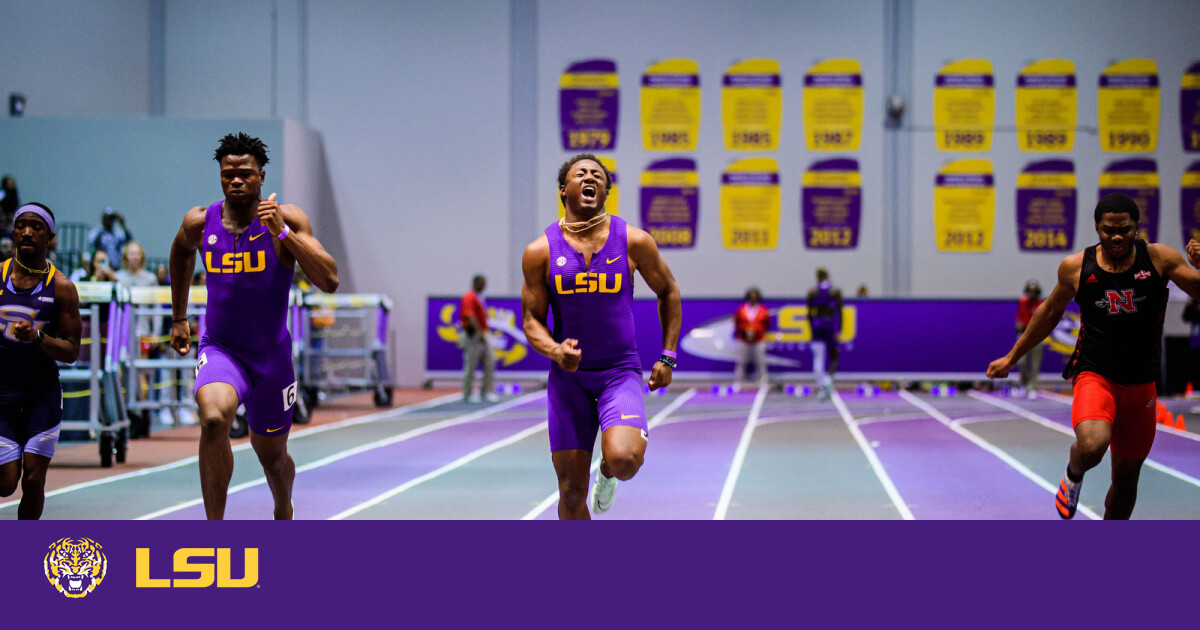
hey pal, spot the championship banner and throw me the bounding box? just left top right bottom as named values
left=801, top=158, right=861, bottom=249
left=1099, top=158, right=1159, bottom=242
left=933, top=159, right=994, bottom=252
left=640, top=158, right=699, bottom=249
left=1183, top=61, right=1200, bottom=152
left=559, top=156, right=618, bottom=219
left=722, top=58, right=782, bottom=151
left=641, top=59, right=701, bottom=151
left=1181, top=161, right=1200, bottom=246
left=1015, top=159, right=1076, bottom=252
left=803, top=58, right=863, bottom=151
left=933, top=59, right=994, bottom=152
left=720, top=157, right=780, bottom=250
left=1098, top=58, right=1159, bottom=153
left=559, top=59, right=619, bottom=151
left=425, top=296, right=1080, bottom=379
left=1015, top=59, right=1076, bottom=152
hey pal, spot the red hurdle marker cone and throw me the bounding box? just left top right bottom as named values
left=1176, top=415, right=1187, bottom=432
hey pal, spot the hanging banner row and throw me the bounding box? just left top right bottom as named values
left=555, top=157, right=1200, bottom=252
left=556, top=156, right=859, bottom=250
left=561, top=58, right=1200, bottom=153
left=936, top=159, right=1200, bottom=253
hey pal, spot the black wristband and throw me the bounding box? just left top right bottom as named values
left=173, top=317, right=189, bottom=324
left=658, top=355, right=676, bottom=369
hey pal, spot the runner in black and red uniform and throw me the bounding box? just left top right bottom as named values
left=988, top=193, right=1200, bottom=519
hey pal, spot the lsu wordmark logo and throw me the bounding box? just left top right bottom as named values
left=136, top=547, right=259, bottom=588
left=44, top=537, right=107, bottom=598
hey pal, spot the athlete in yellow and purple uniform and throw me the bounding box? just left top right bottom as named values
left=169, top=133, right=339, bottom=520
left=0, top=203, right=81, bottom=519
left=522, top=154, right=682, bottom=519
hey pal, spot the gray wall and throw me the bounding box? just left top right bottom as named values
left=2, top=0, right=1198, bottom=384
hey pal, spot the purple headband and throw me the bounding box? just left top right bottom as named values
left=14, top=204, right=55, bottom=233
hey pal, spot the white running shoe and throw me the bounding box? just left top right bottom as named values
left=484, top=392, right=500, bottom=403
left=587, top=467, right=618, bottom=515
left=467, top=394, right=482, bottom=403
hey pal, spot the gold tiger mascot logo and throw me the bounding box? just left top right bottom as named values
left=44, top=538, right=107, bottom=598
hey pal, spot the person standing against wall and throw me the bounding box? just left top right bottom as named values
left=733, top=287, right=770, bottom=387
left=1015, top=280, right=1045, bottom=399
left=808, top=268, right=843, bottom=402
left=460, top=274, right=497, bottom=403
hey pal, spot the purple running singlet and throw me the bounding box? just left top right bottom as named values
left=0, top=259, right=63, bottom=462
left=544, top=215, right=647, bottom=451
left=810, top=281, right=838, bottom=345
left=193, top=201, right=298, bottom=436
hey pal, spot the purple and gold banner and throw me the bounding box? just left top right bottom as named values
left=640, top=158, right=699, bottom=249
left=1098, top=59, right=1159, bottom=153
left=1015, top=59, right=1077, bottom=152
left=803, top=59, right=863, bottom=151
left=1015, top=159, right=1076, bottom=252
left=720, top=158, right=780, bottom=250
left=6, top=521, right=1193, bottom=626
left=801, top=158, right=861, bottom=249
left=933, top=159, right=995, bottom=252
left=722, top=59, right=782, bottom=151
left=559, top=59, right=619, bottom=151
left=1182, top=161, right=1200, bottom=245
left=933, top=59, right=994, bottom=152
left=641, top=59, right=701, bottom=151
left=425, top=296, right=1080, bottom=379
left=1183, top=62, right=1200, bottom=152
left=1099, top=158, right=1159, bottom=242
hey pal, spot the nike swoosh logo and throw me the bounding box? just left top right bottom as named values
left=248, top=232, right=266, bottom=241
left=620, top=414, right=639, bottom=420
left=606, top=256, right=622, bottom=264
left=266, top=426, right=284, bottom=433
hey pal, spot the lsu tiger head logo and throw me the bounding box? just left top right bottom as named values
left=44, top=537, right=107, bottom=598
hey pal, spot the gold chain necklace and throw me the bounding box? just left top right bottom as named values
left=13, top=256, right=50, bottom=275
left=559, top=213, right=608, bottom=234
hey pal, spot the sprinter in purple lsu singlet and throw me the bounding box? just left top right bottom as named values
left=170, top=133, right=339, bottom=520
left=522, top=154, right=682, bottom=519
left=0, top=203, right=81, bottom=520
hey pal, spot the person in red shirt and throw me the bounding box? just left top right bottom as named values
left=460, top=275, right=497, bottom=403
left=1015, top=280, right=1045, bottom=399
left=733, top=287, right=770, bottom=386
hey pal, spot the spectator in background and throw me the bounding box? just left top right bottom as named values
left=154, top=263, right=170, bottom=286
left=115, top=242, right=157, bottom=288
left=0, top=236, right=12, bottom=261
left=1015, top=280, right=1044, bottom=399
left=69, top=250, right=116, bottom=283
left=86, top=207, right=132, bottom=269
left=0, top=176, right=19, bottom=234
left=856, top=284, right=869, bottom=297
left=460, top=274, right=497, bottom=403
left=733, top=287, right=770, bottom=387
left=808, top=268, right=843, bottom=402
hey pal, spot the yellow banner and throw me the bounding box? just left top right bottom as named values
left=559, top=157, right=618, bottom=219
left=720, top=158, right=780, bottom=250
left=933, top=159, right=994, bottom=252
left=641, top=59, right=701, bottom=151
left=1015, top=59, right=1076, bottom=152
left=722, top=59, right=782, bottom=151
left=1098, top=58, right=1159, bottom=152
left=934, top=59, right=994, bottom=152
left=803, top=58, right=862, bottom=151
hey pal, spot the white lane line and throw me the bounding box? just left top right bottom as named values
left=0, top=391, right=463, bottom=512
left=329, top=420, right=549, bottom=520
left=713, top=385, right=769, bottom=520
left=1039, top=390, right=1200, bottom=442
left=832, top=390, right=915, bottom=520
left=134, top=391, right=546, bottom=520
left=903, top=390, right=1101, bottom=520
left=521, top=388, right=698, bottom=521
left=969, top=391, right=1200, bottom=491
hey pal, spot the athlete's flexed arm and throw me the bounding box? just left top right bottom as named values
left=987, top=253, right=1081, bottom=378
left=628, top=226, right=681, bottom=390
left=257, top=193, right=339, bottom=293
left=521, top=235, right=581, bottom=371
left=168, top=206, right=207, bottom=355
left=1153, top=239, right=1200, bottom=299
